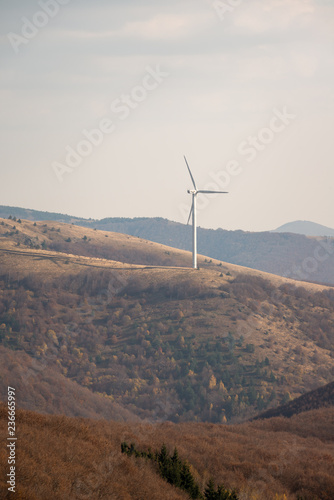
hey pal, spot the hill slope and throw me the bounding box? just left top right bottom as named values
left=1, top=205, right=334, bottom=285
left=254, top=381, right=334, bottom=420
left=1, top=404, right=333, bottom=499
left=0, top=218, right=334, bottom=424
left=0, top=346, right=140, bottom=422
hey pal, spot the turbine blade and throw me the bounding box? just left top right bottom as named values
left=184, top=156, right=197, bottom=190
left=187, top=201, right=193, bottom=225
left=197, top=190, right=228, bottom=194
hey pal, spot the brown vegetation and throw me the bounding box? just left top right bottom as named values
left=0, top=346, right=139, bottom=422
left=0, top=220, right=334, bottom=424
left=0, top=217, right=191, bottom=268
left=254, top=381, right=334, bottom=420
left=2, top=207, right=334, bottom=285
left=0, top=404, right=333, bottom=499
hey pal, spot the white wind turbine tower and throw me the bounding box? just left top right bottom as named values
left=184, top=156, right=228, bottom=269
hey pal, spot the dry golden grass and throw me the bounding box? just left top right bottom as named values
left=0, top=217, right=331, bottom=293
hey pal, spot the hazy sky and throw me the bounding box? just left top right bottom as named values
left=1, top=0, right=333, bottom=231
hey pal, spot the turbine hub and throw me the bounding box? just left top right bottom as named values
left=187, top=190, right=197, bottom=194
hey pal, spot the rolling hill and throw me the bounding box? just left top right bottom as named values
left=1, top=205, right=334, bottom=285
left=0, top=217, right=333, bottom=425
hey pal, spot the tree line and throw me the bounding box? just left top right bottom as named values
left=121, top=442, right=238, bottom=499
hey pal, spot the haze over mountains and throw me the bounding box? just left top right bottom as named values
left=274, top=220, right=334, bottom=237
left=1, top=205, right=334, bottom=285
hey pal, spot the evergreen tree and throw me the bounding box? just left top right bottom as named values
left=168, top=447, right=181, bottom=487
left=180, top=461, right=201, bottom=499
left=204, top=478, right=216, bottom=500
left=217, top=485, right=230, bottom=499
left=121, top=442, right=238, bottom=500
left=205, top=479, right=239, bottom=500
left=157, top=444, right=170, bottom=479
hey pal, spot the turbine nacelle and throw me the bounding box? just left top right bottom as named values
left=187, top=189, right=197, bottom=195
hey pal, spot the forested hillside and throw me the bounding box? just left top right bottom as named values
left=0, top=218, right=333, bottom=423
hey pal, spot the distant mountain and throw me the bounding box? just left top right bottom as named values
left=254, top=381, right=334, bottom=420
left=1, top=205, right=334, bottom=284
left=0, top=205, right=84, bottom=224
left=274, top=220, right=334, bottom=237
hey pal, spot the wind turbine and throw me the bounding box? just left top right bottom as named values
left=184, top=156, right=228, bottom=269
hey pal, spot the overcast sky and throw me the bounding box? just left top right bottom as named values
left=0, top=0, right=333, bottom=231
